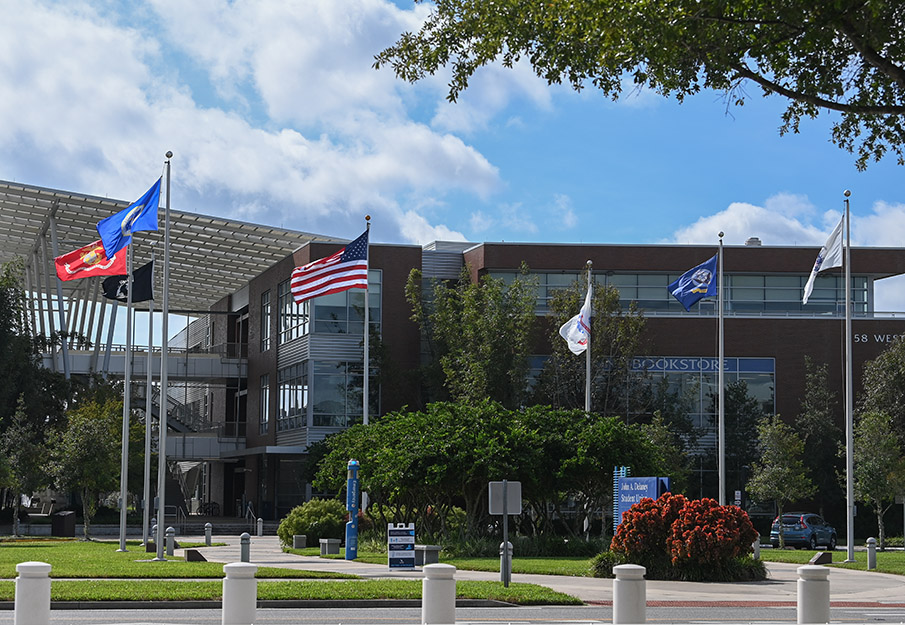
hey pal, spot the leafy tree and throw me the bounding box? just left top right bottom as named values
left=376, top=1, right=905, bottom=170
left=49, top=398, right=123, bottom=538
left=642, top=411, right=692, bottom=497
left=705, top=380, right=763, bottom=503
left=747, top=415, right=815, bottom=548
left=794, top=357, right=843, bottom=518
left=860, top=335, right=905, bottom=451
left=405, top=266, right=538, bottom=408
left=0, top=396, right=48, bottom=536
left=531, top=273, right=647, bottom=417
left=851, top=411, right=905, bottom=550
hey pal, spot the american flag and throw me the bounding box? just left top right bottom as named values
left=291, top=229, right=369, bottom=303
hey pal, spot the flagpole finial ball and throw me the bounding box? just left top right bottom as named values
left=719, top=231, right=724, bottom=238
left=844, top=189, right=851, bottom=197
left=166, top=151, right=173, bottom=159
left=365, top=214, right=371, bottom=221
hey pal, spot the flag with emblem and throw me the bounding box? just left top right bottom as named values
left=96, top=178, right=161, bottom=258
left=668, top=254, right=718, bottom=311
left=559, top=284, right=593, bottom=354
left=54, top=239, right=127, bottom=282
left=102, top=259, right=155, bottom=303
left=803, top=215, right=844, bottom=305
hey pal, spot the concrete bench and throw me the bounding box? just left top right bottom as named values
left=319, top=538, right=341, bottom=555
left=414, top=544, right=442, bottom=566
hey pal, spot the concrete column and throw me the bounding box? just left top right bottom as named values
left=613, top=564, right=646, bottom=624
left=422, top=563, right=456, bottom=625
left=866, top=537, right=877, bottom=570
left=797, top=565, right=830, bottom=624
left=222, top=562, right=257, bottom=625
left=240, top=532, right=250, bottom=563
left=14, top=562, right=52, bottom=625
left=205, top=522, right=213, bottom=546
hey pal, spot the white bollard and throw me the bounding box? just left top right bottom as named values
left=166, top=526, right=176, bottom=556
left=797, top=565, right=830, bottom=624
left=613, top=564, right=646, bottom=624
left=867, top=537, right=877, bottom=570
left=14, top=561, right=52, bottom=625
left=421, top=563, right=456, bottom=625
left=205, top=522, right=213, bottom=547
left=222, top=562, right=258, bottom=625
left=752, top=534, right=761, bottom=560
left=256, top=517, right=263, bottom=537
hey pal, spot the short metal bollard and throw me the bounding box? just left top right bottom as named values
left=613, top=564, right=646, bottom=624
left=499, top=541, right=513, bottom=586
left=222, top=562, right=257, bottom=625
left=205, top=522, right=213, bottom=547
left=240, top=532, right=251, bottom=563
left=797, top=565, right=830, bottom=624
left=867, top=537, right=877, bottom=570
left=422, top=563, right=456, bottom=625
left=15, top=561, right=52, bottom=625
left=752, top=534, right=761, bottom=560
left=166, top=527, right=175, bottom=557
left=256, top=517, right=263, bottom=537
left=151, top=523, right=157, bottom=539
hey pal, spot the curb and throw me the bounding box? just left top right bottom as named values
left=0, top=599, right=512, bottom=610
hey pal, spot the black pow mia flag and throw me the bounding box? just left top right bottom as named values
left=102, top=259, right=154, bottom=303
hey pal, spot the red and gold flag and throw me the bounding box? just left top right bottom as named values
left=54, top=239, right=127, bottom=282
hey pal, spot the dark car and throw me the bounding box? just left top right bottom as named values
left=770, top=512, right=837, bottom=549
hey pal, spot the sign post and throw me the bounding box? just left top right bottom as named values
left=489, top=480, right=522, bottom=588
left=345, top=459, right=359, bottom=560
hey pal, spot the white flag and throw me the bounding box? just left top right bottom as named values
left=559, top=284, right=592, bottom=354
left=803, top=215, right=844, bottom=305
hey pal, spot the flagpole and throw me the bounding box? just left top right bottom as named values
left=718, top=232, right=725, bottom=506
left=585, top=260, right=592, bottom=413
left=363, top=216, right=371, bottom=426
left=142, top=252, right=155, bottom=546
left=843, top=190, right=855, bottom=562
left=117, top=244, right=135, bottom=552
left=155, top=152, right=172, bottom=561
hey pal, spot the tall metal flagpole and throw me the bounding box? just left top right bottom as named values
left=843, top=190, right=855, bottom=562
left=585, top=260, right=592, bottom=413
left=142, top=252, right=155, bottom=546
left=363, top=216, right=371, bottom=426
left=117, top=244, right=135, bottom=551
left=155, top=152, right=173, bottom=561
left=718, top=233, right=725, bottom=506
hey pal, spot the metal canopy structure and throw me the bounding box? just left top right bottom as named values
left=0, top=179, right=342, bottom=310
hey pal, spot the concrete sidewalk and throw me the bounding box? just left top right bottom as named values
left=186, top=535, right=905, bottom=606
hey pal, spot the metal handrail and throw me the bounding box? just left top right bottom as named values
left=244, top=502, right=256, bottom=531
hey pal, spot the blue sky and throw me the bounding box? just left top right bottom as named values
left=3, top=0, right=905, bottom=309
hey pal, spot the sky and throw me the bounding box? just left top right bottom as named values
left=3, top=0, right=905, bottom=310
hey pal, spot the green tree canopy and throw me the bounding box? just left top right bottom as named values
left=405, top=266, right=538, bottom=408
left=747, top=414, right=815, bottom=548
left=851, top=411, right=905, bottom=549
left=376, top=1, right=905, bottom=170
left=861, top=335, right=905, bottom=450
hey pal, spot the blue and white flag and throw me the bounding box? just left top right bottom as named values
left=802, top=215, right=844, bottom=305
left=559, top=284, right=592, bottom=354
left=96, top=178, right=162, bottom=257
left=668, top=254, right=718, bottom=311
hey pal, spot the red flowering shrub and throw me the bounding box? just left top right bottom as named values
left=605, top=492, right=763, bottom=581
left=667, top=498, right=758, bottom=568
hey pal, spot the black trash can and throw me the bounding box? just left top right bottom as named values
left=51, top=511, right=76, bottom=537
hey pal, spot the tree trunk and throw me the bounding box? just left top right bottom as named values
left=12, top=491, right=20, bottom=537
left=81, top=488, right=92, bottom=540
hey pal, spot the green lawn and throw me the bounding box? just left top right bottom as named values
left=0, top=540, right=352, bottom=579
left=0, top=578, right=580, bottom=603
left=760, top=548, right=905, bottom=575
left=285, top=547, right=593, bottom=576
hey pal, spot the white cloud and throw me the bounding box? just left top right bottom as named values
left=548, top=194, right=577, bottom=229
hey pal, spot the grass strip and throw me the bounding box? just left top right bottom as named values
left=761, top=548, right=905, bottom=575
left=0, top=579, right=580, bottom=604
left=0, top=541, right=352, bottom=579
left=284, top=547, right=593, bottom=577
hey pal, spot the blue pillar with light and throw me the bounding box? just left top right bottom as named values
left=345, top=459, right=360, bottom=560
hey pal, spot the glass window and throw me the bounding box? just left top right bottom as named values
left=278, top=280, right=309, bottom=344
left=277, top=363, right=307, bottom=431
left=261, top=290, right=271, bottom=352
left=311, top=361, right=378, bottom=427
left=259, top=373, right=270, bottom=435
left=311, top=270, right=382, bottom=334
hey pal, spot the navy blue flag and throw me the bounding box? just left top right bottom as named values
left=96, top=178, right=161, bottom=258
left=667, top=254, right=718, bottom=311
